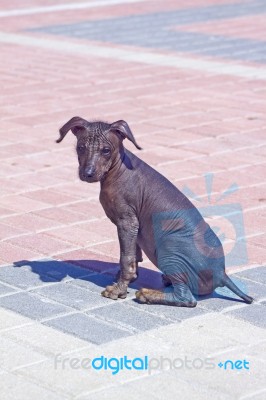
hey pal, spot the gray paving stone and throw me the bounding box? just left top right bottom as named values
left=0, top=308, right=33, bottom=331
left=0, top=264, right=57, bottom=289
left=197, top=276, right=266, bottom=311
left=2, top=321, right=93, bottom=357
left=77, top=374, right=230, bottom=400
left=31, top=282, right=111, bottom=311
left=0, top=260, right=94, bottom=290
left=197, top=296, right=246, bottom=312
left=69, top=273, right=135, bottom=295
left=0, top=282, right=17, bottom=296
left=69, top=273, right=116, bottom=293
left=244, top=340, right=266, bottom=360
left=16, top=356, right=114, bottom=398
left=196, top=283, right=249, bottom=311
left=234, top=266, right=266, bottom=285
left=33, top=258, right=92, bottom=279
left=0, top=292, right=71, bottom=320
left=1, top=372, right=67, bottom=400
left=0, top=335, right=46, bottom=371
left=43, top=313, right=132, bottom=344
left=235, top=279, right=266, bottom=301
left=87, top=302, right=171, bottom=332
left=226, top=304, right=266, bottom=329
left=213, top=277, right=266, bottom=302
left=242, top=392, right=266, bottom=400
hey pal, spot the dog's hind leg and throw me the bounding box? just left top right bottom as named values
left=136, top=282, right=197, bottom=307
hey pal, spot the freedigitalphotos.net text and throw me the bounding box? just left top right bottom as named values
left=54, top=354, right=216, bottom=375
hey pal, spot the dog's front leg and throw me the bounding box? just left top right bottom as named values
left=115, top=243, right=142, bottom=283
left=101, top=216, right=139, bottom=300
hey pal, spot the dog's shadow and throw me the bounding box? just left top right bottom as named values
left=13, top=258, right=163, bottom=292
left=13, top=259, right=241, bottom=303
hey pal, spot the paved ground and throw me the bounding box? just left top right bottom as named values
left=0, top=0, right=266, bottom=399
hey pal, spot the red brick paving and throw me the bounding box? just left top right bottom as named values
left=57, top=248, right=119, bottom=273
left=0, top=242, right=43, bottom=263
left=1, top=212, right=64, bottom=232
left=6, top=232, right=75, bottom=256
left=0, top=223, right=29, bottom=240
left=0, top=0, right=265, bottom=279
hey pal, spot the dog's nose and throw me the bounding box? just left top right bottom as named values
left=85, top=166, right=95, bottom=178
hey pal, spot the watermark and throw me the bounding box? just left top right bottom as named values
left=54, top=354, right=250, bottom=374
left=218, top=359, right=250, bottom=370
left=54, top=354, right=149, bottom=375
left=54, top=354, right=215, bottom=374
left=181, top=172, right=248, bottom=268
left=148, top=356, right=215, bottom=372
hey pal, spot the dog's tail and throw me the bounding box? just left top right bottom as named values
left=222, top=275, right=254, bottom=304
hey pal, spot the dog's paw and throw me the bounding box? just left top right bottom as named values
left=135, top=288, right=164, bottom=304
left=135, top=288, right=149, bottom=303
left=101, top=284, right=127, bottom=300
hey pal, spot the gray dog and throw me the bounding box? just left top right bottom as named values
left=57, top=116, right=253, bottom=307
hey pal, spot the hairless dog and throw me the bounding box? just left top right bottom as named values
left=57, top=117, right=253, bottom=307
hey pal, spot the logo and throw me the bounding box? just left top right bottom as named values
left=218, top=359, right=250, bottom=370
left=54, top=354, right=250, bottom=374
left=54, top=354, right=216, bottom=374
left=182, top=172, right=248, bottom=267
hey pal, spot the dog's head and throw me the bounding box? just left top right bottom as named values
left=56, top=116, right=141, bottom=182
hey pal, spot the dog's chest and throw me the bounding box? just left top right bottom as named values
left=99, top=188, right=128, bottom=225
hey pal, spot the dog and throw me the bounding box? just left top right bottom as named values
left=56, top=116, right=253, bottom=307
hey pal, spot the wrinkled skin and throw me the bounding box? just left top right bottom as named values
left=57, top=117, right=254, bottom=307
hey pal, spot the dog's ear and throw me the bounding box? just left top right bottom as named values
left=110, top=120, right=142, bottom=150
left=56, top=116, right=89, bottom=143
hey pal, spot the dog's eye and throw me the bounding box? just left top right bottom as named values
left=102, top=148, right=111, bottom=155
left=77, top=145, right=86, bottom=153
